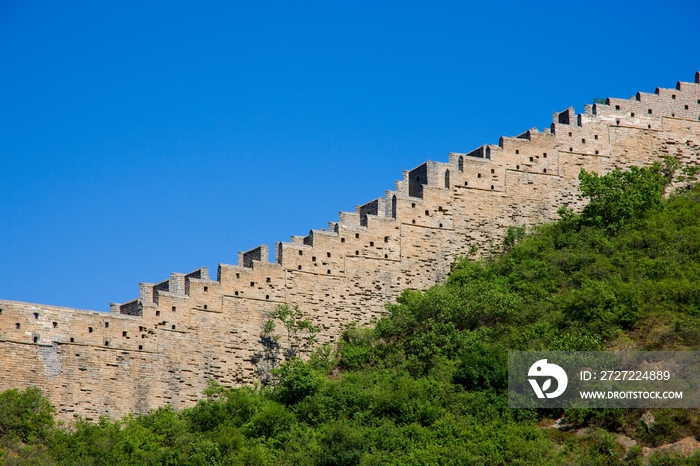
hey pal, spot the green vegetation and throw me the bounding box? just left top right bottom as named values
left=3, top=162, right=700, bottom=465
left=252, top=304, right=321, bottom=385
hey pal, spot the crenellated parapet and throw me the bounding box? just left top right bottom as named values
left=2, top=72, right=700, bottom=421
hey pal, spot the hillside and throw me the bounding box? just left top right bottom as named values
left=3, top=73, right=699, bottom=420
left=2, top=162, right=700, bottom=465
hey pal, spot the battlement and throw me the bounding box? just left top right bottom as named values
left=2, top=72, right=700, bottom=421
left=238, top=245, right=269, bottom=269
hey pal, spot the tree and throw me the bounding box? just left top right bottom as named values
left=578, top=162, right=669, bottom=232
left=251, top=305, right=319, bottom=385
left=0, top=387, right=55, bottom=443
left=269, top=304, right=320, bottom=359
left=250, top=319, right=281, bottom=386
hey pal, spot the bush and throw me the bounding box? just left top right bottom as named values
left=318, top=421, right=364, bottom=466
left=0, top=387, right=54, bottom=443
left=275, top=359, right=323, bottom=406
left=453, top=343, right=507, bottom=392
left=579, top=163, right=668, bottom=233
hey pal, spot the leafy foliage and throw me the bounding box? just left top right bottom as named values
left=578, top=160, right=670, bottom=233
left=252, top=305, right=320, bottom=385
left=0, top=387, right=54, bottom=444
left=251, top=318, right=281, bottom=385
left=4, top=164, right=700, bottom=464
left=270, top=304, right=320, bottom=360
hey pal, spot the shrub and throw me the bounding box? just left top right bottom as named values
left=0, top=387, right=54, bottom=443
left=275, top=359, right=323, bottom=406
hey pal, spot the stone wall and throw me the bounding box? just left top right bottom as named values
left=1, top=72, right=700, bottom=421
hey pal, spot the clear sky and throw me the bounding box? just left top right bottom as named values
left=1, top=0, right=699, bottom=311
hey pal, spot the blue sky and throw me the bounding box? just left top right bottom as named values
left=1, top=1, right=699, bottom=311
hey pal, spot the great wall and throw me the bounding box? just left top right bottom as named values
left=1, top=73, right=700, bottom=421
